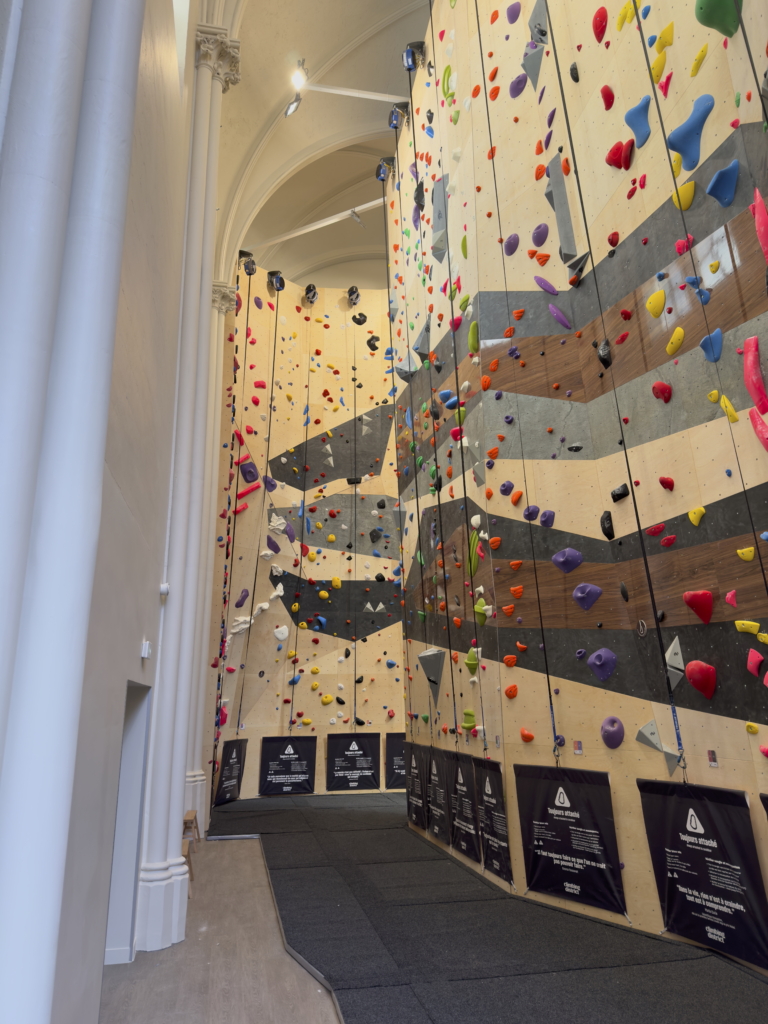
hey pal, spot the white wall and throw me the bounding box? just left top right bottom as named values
left=51, top=0, right=198, bottom=1020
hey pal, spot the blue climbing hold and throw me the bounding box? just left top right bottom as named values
left=647, top=34, right=657, bottom=47
left=667, top=95, right=715, bottom=172
left=625, top=95, right=651, bottom=148
left=405, top=407, right=413, bottom=428
left=696, top=289, right=711, bottom=305
left=438, top=389, right=453, bottom=402
left=445, top=396, right=459, bottom=409
left=699, top=327, right=723, bottom=363
left=641, top=4, right=650, bottom=17
left=656, top=271, right=666, bottom=280
left=685, top=276, right=701, bottom=286
left=761, top=531, right=768, bottom=541
left=706, top=159, right=740, bottom=208
left=725, top=469, right=733, bottom=477
left=386, top=659, right=396, bottom=668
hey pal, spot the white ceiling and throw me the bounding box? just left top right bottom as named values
left=214, top=0, right=430, bottom=286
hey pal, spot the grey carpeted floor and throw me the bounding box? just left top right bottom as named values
left=208, top=793, right=768, bottom=1024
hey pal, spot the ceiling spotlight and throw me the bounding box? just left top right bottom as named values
left=388, top=102, right=409, bottom=130
left=402, top=41, right=426, bottom=71
left=347, top=285, right=360, bottom=306
left=243, top=258, right=257, bottom=276
left=267, top=270, right=285, bottom=291
left=304, top=283, right=318, bottom=304
left=375, top=157, right=395, bottom=182
left=291, top=58, right=308, bottom=91
left=284, top=93, right=302, bottom=117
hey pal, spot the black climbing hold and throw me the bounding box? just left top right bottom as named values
left=656, top=609, right=666, bottom=622
left=352, top=313, right=367, bottom=325
left=600, top=510, right=615, bottom=540
left=346, top=542, right=353, bottom=550
left=370, top=528, right=383, bottom=542
left=355, top=717, right=365, bottom=726
left=597, top=339, right=611, bottom=368
left=611, top=483, right=629, bottom=502
left=567, top=444, right=583, bottom=452
left=377, top=499, right=386, bottom=509
left=375, top=572, right=386, bottom=582
left=355, top=675, right=363, bottom=684
left=346, top=477, right=362, bottom=485
left=597, top=622, right=603, bottom=628
left=344, top=648, right=351, bottom=658
left=366, top=335, right=379, bottom=351
left=620, top=582, right=629, bottom=602
left=569, top=62, right=579, bottom=83
left=607, top=249, right=616, bottom=258
left=414, top=180, right=425, bottom=210
left=336, top=696, right=345, bottom=705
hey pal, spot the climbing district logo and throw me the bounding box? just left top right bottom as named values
left=485, top=777, right=492, bottom=795
left=555, top=786, right=570, bottom=808
left=284, top=744, right=294, bottom=755
left=457, top=768, right=464, bottom=784
left=349, top=740, right=359, bottom=751
left=686, top=808, right=705, bottom=834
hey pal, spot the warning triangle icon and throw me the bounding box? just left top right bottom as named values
left=686, top=808, right=705, bottom=834
left=285, top=744, right=294, bottom=754
left=555, top=787, right=570, bottom=808
left=349, top=740, right=359, bottom=750
left=457, top=768, right=463, bottom=784
left=411, top=755, right=416, bottom=767
left=485, top=777, right=492, bottom=795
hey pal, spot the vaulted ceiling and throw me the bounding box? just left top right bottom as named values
left=212, top=0, right=430, bottom=286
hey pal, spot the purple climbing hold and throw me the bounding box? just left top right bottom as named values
left=504, top=233, right=520, bottom=256
left=576, top=649, right=586, bottom=659
left=540, top=510, right=555, bottom=527
left=551, top=547, right=583, bottom=573
left=500, top=480, right=513, bottom=496
left=600, top=716, right=625, bottom=749
left=531, top=222, right=549, bottom=246
left=254, top=296, right=263, bottom=310
left=548, top=304, right=572, bottom=329
left=509, top=73, right=527, bottom=99
left=588, top=647, right=618, bottom=682
left=240, top=461, right=259, bottom=484
left=494, top=390, right=503, bottom=400
left=412, top=204, right=420, bottom=230
left=538, top=86, right=545, bottom=104
left=267, top=535, right=281, bottom=554
left=263, top=475, right=277, bottom=492
left=523, top=505, right=540, bottom=521
left=504, top=414, right=515, bottom=424
left=234, top=588, right=249, bottom=608
left=544, top=129, right=553, bottom=150
left=409, top=161, right=418, bottom=180
left=284, top=521, right=296, bottom=543
left=507, top=1, right=521, bottom=23
left=547, top=108, right=556, bottom=128
left=534, top=275, right=558, bottom=296
left=486, top=459, right=495, bottom=469
left=572, top=582, right=602, bottom=611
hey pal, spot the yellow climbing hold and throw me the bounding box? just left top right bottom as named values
left=672, top=181, right=695, bottom=211
left=312, top=681, right=320, bottom=691
left=646, top=289, right=666, bottom=318
left=291, top=602, right=300, bottom=612
left=666, top=327, right=685, bottom=356
left=331, top=576, right=342, bottom=589
left=735, top=620, right=761, bottom=634
left=651, top=50, right=667, bottom=85
left=720, top=394, right=739, bottom=422
left=709, top=260, right=720, bottom=273
left=691, top=43, right=708, bottom=77
left=655, top=22, right=674, bottom=52
left=688, top=506, right=706, bottom=526
left=625, top=1, right=636, bottom=23
left=318, top=590, right=330, bottom=599
left=746, top=722, right=759, bottom=734
left=298, top=621, right=307, bottom=629
left=311, top=667, right=320, bottom=675
left=671, top=152, right=682, bottom=178
left=758, top=633, right=768, bottom=645
left=707, top=390, right=719, bottom=403
left=302, top=718, right=312, bottom=726
left=616, top=3, right=627, bottom=30
left=315, top=522, right=323, bottom=529
left=327, top=534, right=336, bottom=542
left=321, top=694, right=333, bottom=705
left=288, top=650, right=296, bottom=657
left=308, top=551, right=316, bottom=562
left=737, top=547, right=755, bottom=562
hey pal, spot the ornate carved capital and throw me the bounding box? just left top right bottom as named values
left=195, top=26, right=240, bottom=92
left=212, top=282, right=237, bottom=314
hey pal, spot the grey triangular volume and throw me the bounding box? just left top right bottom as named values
left=528, top=0, right=548, bottom=44
left=668, top=666, right=684, bottom=691
left=543, top=177, right=555, bottom=210
left=636, top=720, right=663, bottom=752
left=567, top=252, right=590, bottom=274
left=412, top=313, right=431, bottom=354
left=547, top=154, right=577, bottom=267
left=662, top=744, right=680, bottom=777
left=431, top=229, right=447, bottom=264
left=665, top=636, right=684, bottom=672
left=395, top=347, right=420, bottom=383
left=521, top=44, right=545, bottom=91
left=418, top=647, right=446, bottom=705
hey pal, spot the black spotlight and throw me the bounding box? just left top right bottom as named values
left=304, top=283, right=318, bottom=304
left=267, top=270, right=285, bottom=292
left=402, top=41, right=426, bottom=71
left=388, top=102, right=409, bottom=129
left=375, top=156, right=395, bottom=182
left=347, top=285, right=360, bottom=306
left=352, top=312, right=367, bottom=326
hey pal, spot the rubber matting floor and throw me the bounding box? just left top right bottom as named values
left=208, top=794, right=768, bottom=1024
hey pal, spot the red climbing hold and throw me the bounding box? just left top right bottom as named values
left=659, top=476, right=675, bottom=491
left=605, top=141, right=623, bottom=168
left=621, top=139, right=634, bottom=170
left=652, top=381, right=673, bottom=403
left=683, top=590, right=713, bottom=624
left=685, top=660, right=716, bottom=699
left=607, top=231, right=619, bottom=248
left=620, top=309, right=632, bottom=320
left=748, top=648, right=765, bottom=677
left=645, top=523, right=665, bottom=536
left=660, top=535, right=676, bottom=547
left=600, top=85, right=615, bottom=110
left=592, top=6, right=608, bottom=43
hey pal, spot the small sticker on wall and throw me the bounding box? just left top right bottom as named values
left=707, top=749, right=718, bottom=768
left=573, top=740, right=583, bottom=755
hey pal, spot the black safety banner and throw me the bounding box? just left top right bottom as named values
left=213, top=738, right=248, bottom=806
left=326, top=733, right=380, bottom=791
left=637, top=779, right=768, bottom=970
left=427, top=746, right=452, bottom=845
left=405, top=741, right=429, bottom=829
left=761, top=793, right=768, bottom=820
left=450, top=752, right=481, bottom=863
left=385, top=732, right=406, bottom=789
left=259, top=736, right=316, bottom=795
left=514, top=765, right=626, bottom=915
left=473, top=757, right=513, bottom=884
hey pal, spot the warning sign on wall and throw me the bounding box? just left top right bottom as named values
left=326, top=733, right=380, bottom=791
left=259, top=736, right=316, bottom=795
left=638, top=779, right=768, bottom=971
left=473, top=756, right=513, bottom=884
left=427, top=746, right=452, bottom=845
left=405, top=741, right=429, bottom=830
left=385, top=732, right=406, bottom=789
left=450, top=752, right=481, bottom=863
left=213, top=738, right=248, bottom=806
left=514, top=765, right=626, bottom=915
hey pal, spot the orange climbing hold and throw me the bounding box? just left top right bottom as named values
left=451, top=651, right=459, bottom=662
left=453, top=617, right=462, bottom=628
left=535, top=139, right=544, bottom=155
left=535, top=253, right=550, bottom=266
left=520, top=728, right=535, bottom=743
left=510, top=586, right=523, bottom=598
left=481, top=375, right=492, bottom=391
left=516, top=641, right=528, bottom=651
left=502, top=604, right=516, bottom=616
left=504, top=326, right=515, bottom=338
left=472, top=84, right=481, bottom=98
left=485, top=487, right=493, bottom=499
left=503, top=654, right=518, bottom=667
left=487, top=446, right=499, bottom=459
left=511, top=490, right=523, bottom=505
left=489, top=86, right=500, bottom=101
left=489, top=536, right=501, bottom=549
left=446, top=465, right=453, bottom=479
left=489, top=358, right=499, bottom=372
left=513, top=309, right=525, bottom=320
left=528, top=249, right=538, bottom=259
left=535, top=164, right=546, bottom=180
left=505, top=684, right=518, bottom=699
left=509, top=560, right=522, bottom=570
left=562, top=157, right=571, bottom=175
left=489, top=66, right=499, bottom=82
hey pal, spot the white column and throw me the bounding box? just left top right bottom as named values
left=135, top=26, right=239, bottom=951
left=0, top=0, right=147, bottom=1018
left=0, top=0, right=95, bottom=773
left=185, top=282, right=236, bottom=830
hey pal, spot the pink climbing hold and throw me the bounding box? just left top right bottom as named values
left=658, top=73, right=673, bottom=98
left=743, top=337, right=768, bottom=414
left=600, top=85, right=615, bottom=110
left=652, top=381, right=672, bottom=403
left=725, top=590, right=737, bottom=607
left=675, top=234, right=694, bottom=254
left=747, top=649, right=765, bottom=677
left=450, top=316, right=463, bottom=332
left=450, top=426, right=464, bottom=441
left=749, top=407, right=768, bottom=452
left=592, top=6, right=608, bottom=43
left=751, top=187, right=768, bottom=264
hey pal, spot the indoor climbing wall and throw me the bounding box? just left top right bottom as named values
left=388, top=0, right=768, bottom=968
left=207, top=271, right=408, bottom=797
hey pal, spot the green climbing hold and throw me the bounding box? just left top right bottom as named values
left=735, top=91, right=741, bottom=107
left=473, top=599, right=488, bottom=626
left=442, top=66, right=453, bottom=99
left=468, top=320, right=479, bottom=353
left=417, top=610, right=426, bottom=622
left=430, top=465, right=437, bottom=479
left=455, top=408, right=466, bottom=425
left=409, top=441, right=416, bottom=452
left=421, top=713, right=429, bottom=723
left=464, top=649, right=479, bottom=672
left=421, top=402, right=427, bottom=412
left=461, top=709, right=476, bottom=730
left=416, top=550, right=425, bottom=565
left=449, top=285, right=458, bottom=301
left=451, top=109, right=460, bottom=125
left=461, top=235, right=468, bottom=258
left=469, top=531, right=480, bottom=575
left=416, top=455, right=424, bottom=468
left=694, top=0, right=742, bottom=37
left=459, top=294, right=470, bottom=312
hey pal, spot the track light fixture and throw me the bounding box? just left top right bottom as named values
left=402, top=41, right=426, bottom=71
left=267, top=270, right=285, bottom=292
left=375, top=157, right=395, bottom=182
left=291, top=58, right=308, bottom=91
left=347, top=285, right=360, bottom=307
left=243, top=258, right=257, bottom=276
left=388, top=102, right=409, bottom=130
left=284, top=93, right=302, bottom=117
